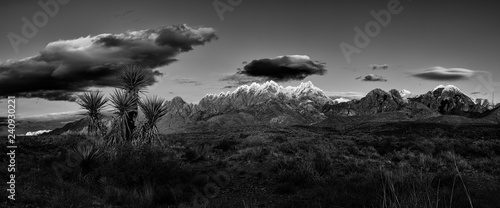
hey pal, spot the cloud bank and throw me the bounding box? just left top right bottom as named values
left=411, top=66, right=475, bottom=81
left=0, top=24, right=218, bottom=101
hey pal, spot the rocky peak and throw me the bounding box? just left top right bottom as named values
left=170, top=96, right=186, bottom=104
left=323, top=88, right=405, bottom=116
left=413, top=85, right=480, bottom=115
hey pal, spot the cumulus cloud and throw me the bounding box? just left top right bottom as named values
left=356, top=74, right=388, bottom=82
left=0, top=24, right=218, bottom=101
left=411, top=66, right=475, bottom=81
left=236, top=55, right=327, bottom=82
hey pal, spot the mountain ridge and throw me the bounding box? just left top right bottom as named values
left=48, top=81, right=499, bottom=135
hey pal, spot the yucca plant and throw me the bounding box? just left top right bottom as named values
left=77, top=91, right=108, bottom=137
left=108, top=89, right=138, bottom=144
left=116, top=64, right=155, bottom=140
left=71, top=142, right=104, bottom=179
left=135, top=96, right=168, bottom=145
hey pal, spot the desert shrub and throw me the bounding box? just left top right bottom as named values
left=103, top=181, right=178, bottom=207
left=437, top=151, right=471, bottom=171
left=318, top=171, right=380, bottom=207
left=379, top=168, right=438, bottom=208
left=468, top=140, right=500, bottom=157
left=358, top=145, right=381, bottom=159
left=183, top=145, right=213, bottom=162
left=51, top=180, right=96, bottom=208
left=239, top=134, right=270, bottom=148
left=228, top=146, right=269, bottom=162
left=239, top=133, right=250, bottom=139
left=96, top=145, right=192, bottom=207
left=213, top=138, right=240, bottom=152
left=276, top=168, right=312, bottom=187
left=312, top=152, right=332, bottom=176
left=412, top=139, right=436, bottom=155
left=373, top=136, right=399, bottom=155
left=270, top=134, right=286, bottom=143
left=274, top=154, right=320, bottom=186
left=274, top=183, right=297, bottom=195
left=276, top=141, right=299, bottom=155
left=98, top=144, right=191, bottom=187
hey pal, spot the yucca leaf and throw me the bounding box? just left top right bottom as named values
left=116, top=64, right=155, bottom=94
left=107, top=89, right=140, bottom=143
left=136, top=96, right=168, bottom=144
left=76, top=91, right=108, bottom=136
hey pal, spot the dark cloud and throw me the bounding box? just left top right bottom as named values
left=411, top=67, right=474, bottom=81
left=370, top=64, right=389, bottom=70
left=356, top=74, right=388, bottom=82
left=0, top=24, right=217, bottom=101
left=0, top=116, right=6, bottom=134
left=18, top=90, right=79, bottom=101
left=173, top=78, right=202, bottom=86
left=237, top=55, right=327, bottom=82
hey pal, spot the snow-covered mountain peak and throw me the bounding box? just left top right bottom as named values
left=429, top=85, right=474, bottom=101
left=433, top=85, right=463, bottom=94
left=443, top=85, right=463, bottom=93
left=219, top=81, right=326, bottom=98
left=399, top=89, right=412, bottom=98
left=201, top=81, right=330, bottom=106
left=433, top=85, right=446, bottom=92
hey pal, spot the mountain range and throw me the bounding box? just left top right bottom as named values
left=48, top=81, right=500, bottom=135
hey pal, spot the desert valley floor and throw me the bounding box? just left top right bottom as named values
left=2, top=121, right=500, bottom=208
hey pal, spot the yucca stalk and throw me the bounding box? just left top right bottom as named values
left=108, top=89, right=138, bottom=144
left=136, top=96, right=168, bottom=145
left=77, top=91, right=108, bottom=137
left=116, top=64, right=154, bottom=140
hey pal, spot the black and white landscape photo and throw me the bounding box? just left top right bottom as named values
left=1, top=0, right=500, bottom=207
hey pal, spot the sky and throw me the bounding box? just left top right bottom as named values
left=1, top=0, right=499, bottom=120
